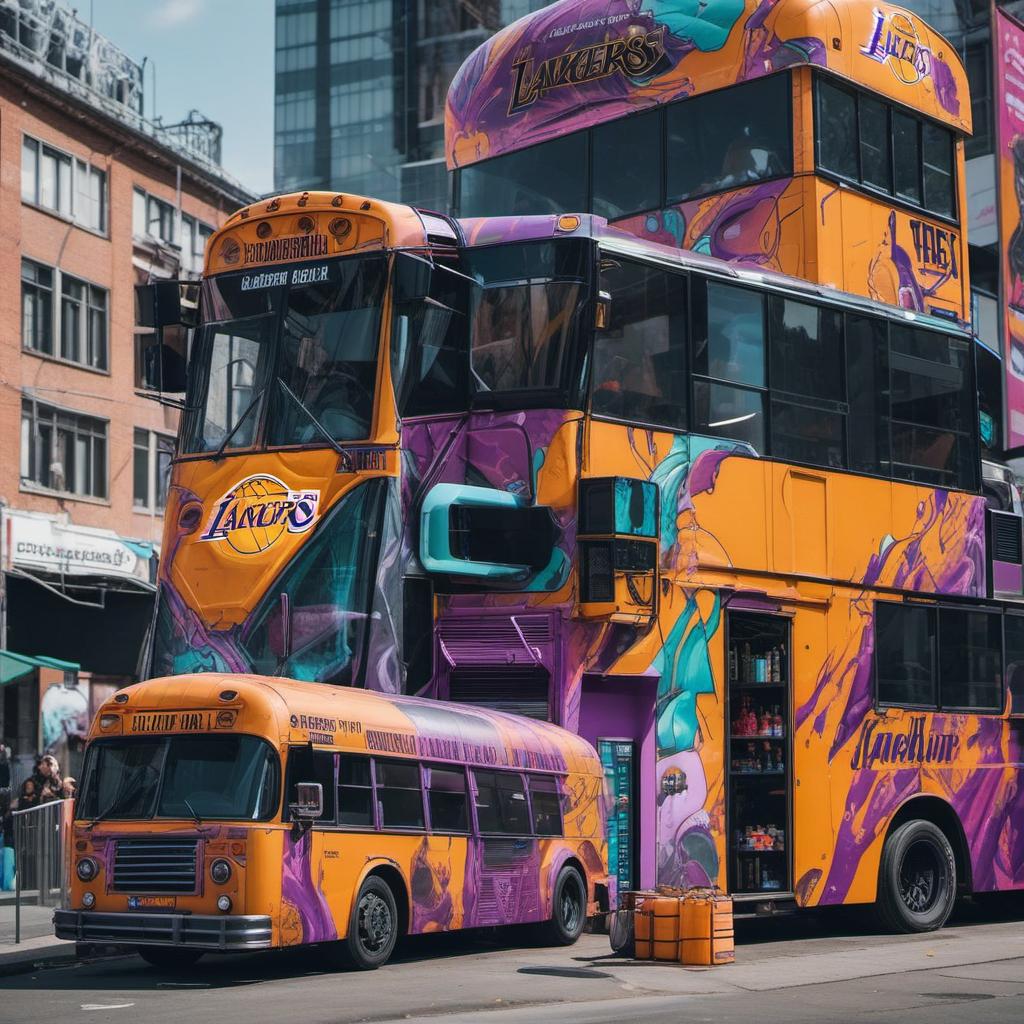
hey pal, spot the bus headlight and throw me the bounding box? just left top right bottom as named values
left=217, top=895, right=232, bottom=912
left=76, top=858, right=98, bottom=882
left=82, top=892, right=95, bottom=908
left=210, top=859, right=232, bottom=885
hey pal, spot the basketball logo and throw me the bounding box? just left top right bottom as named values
left=861, top=9, right=932, bottom=86
left=199, top=474, right=320, bottom=554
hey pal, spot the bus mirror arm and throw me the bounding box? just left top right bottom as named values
left=595, top=291, right=611, bottom=330
left=288, top=782, right=323, bottom=837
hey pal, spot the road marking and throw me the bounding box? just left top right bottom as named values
left=81, top=1004, right=136, bottom=1011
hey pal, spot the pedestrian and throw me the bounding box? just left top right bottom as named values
left=0, top=788, right=14, bottom=891
left=0, top=745, right=11, bottom=790
left=61, top=777, right=77, bottom=800
left=20, top=755, right=62, bottom=808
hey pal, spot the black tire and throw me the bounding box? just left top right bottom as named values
left=875, top=819, right=956, bottom=933
left=537, top=866, right=587, bottom=946
left=344, top=875, right=400, bottom=970
left=137, top=946, right=204, bottom=970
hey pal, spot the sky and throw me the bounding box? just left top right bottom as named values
left=89, top=0, right=275, bottom=196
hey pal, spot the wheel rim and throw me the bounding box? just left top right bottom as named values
left=357, top=891, right=393, bottom=954
left=561, top=877, right=583, bottom=933
left=898, top=838, right=947, bottom=916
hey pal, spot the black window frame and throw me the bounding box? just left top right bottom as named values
left=1004, top=610, right=1024, bottom=717
left=937, top=605, right=1004, bottom=713
left=874, top=600, right=938, bottom=710
left=813, top=72, right=959, bottom=225
left=471, top=768, right=532, bottom=837
left=424, top=763, right=471, bottom=834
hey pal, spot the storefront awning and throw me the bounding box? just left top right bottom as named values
left=0, top=650, right=79, bottom=687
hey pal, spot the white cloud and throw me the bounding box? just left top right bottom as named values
left=150, top=0, right=203, bottom=28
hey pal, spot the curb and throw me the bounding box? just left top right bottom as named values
left=0, top=943, right=129, bottom=979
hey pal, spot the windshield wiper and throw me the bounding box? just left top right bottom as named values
left=276, top=377, right=346, bottom=457
left=85, top=771, right=151, bottom=831
left=210, top=389, right=264, bottom=462
left=182, top=797, right=203, bottom=828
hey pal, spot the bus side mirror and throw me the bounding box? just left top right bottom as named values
left=394, top=251, right=433, bottom=303
left=135, top=281, right=198, bottom=329
left=595, top=290, right=611, bottom=330
left=289, top=782, right=323, bottom=820
left=135, top=281, right=198, bottom=394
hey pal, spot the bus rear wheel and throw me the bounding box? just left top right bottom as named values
left=137, top=946, right=204, bottom=970
left=536, top=866, right=587, bottom=946
left=345, top=875, right=399, bottom=969
left=876, top=819, right=956, bottom=933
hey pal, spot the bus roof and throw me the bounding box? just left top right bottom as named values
left=460, top=212, right=969, bottom=337
left=96, top=675, right=602, bottom=776
left=203, top=191, right=459, bottom=276
left=445, top=0, right=970, bottom=171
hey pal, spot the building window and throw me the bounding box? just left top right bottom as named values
left=21, top=399, right=108, bottom=499
left=182, top=215, right=215, bottom=275
left=21, top=259, right=54, bottom=356
left=21, top=136, right=106, bottom=232
left=133, top=187, right=176, bottom=245
left=60, top=275, right=108, bottom=370
left=814, top=75, right=956, bottom=220
left=133, top=429, right=174, bottom=511
left=875, top=602, right=937, bottom=707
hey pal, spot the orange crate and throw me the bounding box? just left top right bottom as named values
left=680, top=891, right=734, bottom=966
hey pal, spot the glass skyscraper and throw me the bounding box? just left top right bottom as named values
left=274, top=0, right=548, bottom=212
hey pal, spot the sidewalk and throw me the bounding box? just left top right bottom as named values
left=0, top=901, right=77, bottom=976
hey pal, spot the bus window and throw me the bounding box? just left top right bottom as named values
left=375, top=759, right=425, bottom=830
left=938, top=608, right=1003, bottom=712
left=816, top=79, right=857, bottom=181
left=459, top=133, right=587, bottom=218
left=338, top=753, right=373, bottom=827
left=592, top=109, right=662, bottom=220
left=528, top=776, right=563, bottom=837
left=694, top=381, right=764, bottom=451
left=1005, top=614, right=1024, bottom=715
left=698, top=282, right=765, bottom=387
left=923, top=122, right=955, bottom=219
left=875, top=603, right=937, bottom=708
left=666, top=75, right=791, bottom=202
left=893, top=111, right=922, bottom=206
left=473, top=769, right=529, bottom=835
left=425, top=765, right=469, bottom=833
left=287, top=746, right=336, bottom=823
left=591, top=259, right=686, bottom=429
left=846, top=315, right=890, bottom=475
left=859, top=96, right=892, bottom=194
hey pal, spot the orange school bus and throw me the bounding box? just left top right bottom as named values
left=55, top=675, right=611, bottom=969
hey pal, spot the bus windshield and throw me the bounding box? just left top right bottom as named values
left=184, top=255, right=386, bottom=453
left=78, top=734, right=280, bottom=822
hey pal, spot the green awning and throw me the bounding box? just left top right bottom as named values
left=0, top=650, right=80, bottom=687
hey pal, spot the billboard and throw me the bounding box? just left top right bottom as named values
left=996, top=7, right=1024, bottom=449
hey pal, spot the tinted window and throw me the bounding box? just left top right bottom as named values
left=696, top=282, right=765, bottom=387
left=770, top=298, right=842, bottom=400
left=859, top=96, right=892, bottom=192
left=923, top=122, right=955, bottom=219
left=694, top=381, right=765, bottom=451
left=592, top=260, right=687, bottom=428
left=816, top=79, right=857, bottom=180
left=459, top=134, right=588, bottom=218
left=1005, top=614, right=1024, bottom=715
left=666, top=75, right=791, bottom=202
left=426, top=765, right=469, bottom=833
left=592, top=109, right=662, bottom=219
left=846, top=315, right=890, bottom=475
left=375, top=759, right=424, bottom=829
left=939, top=609, right=1002, bottom=711
left=338, top=754, right=373, bottom=827
left=876, top=603, right=936, bottom=707
left=770, top=400, right=845, bottom=468
left=287, top=746, right=335, bottom=823
left=529, top=776, right=563, bottom=836
left=473, top=770, right=530, bottom=834
left=893, top=112, right=922, bottom=204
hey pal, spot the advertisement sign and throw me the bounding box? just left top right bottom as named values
left=599, top=738, right=634, bottom=892
left=996, top=8, right=1024, bottom=449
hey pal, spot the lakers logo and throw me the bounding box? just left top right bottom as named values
left=199, top=475, right=320, bottom=554
left=861, top=8, right=931, bottom=85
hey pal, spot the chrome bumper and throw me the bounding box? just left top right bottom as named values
left=53, top=909, right=273, bottom=950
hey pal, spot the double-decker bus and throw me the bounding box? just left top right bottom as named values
left=447, top=0, right=971, bottom=324
left=136, top=184, right=1024, bottom=937
left=58, top=674, right=608, bottom=968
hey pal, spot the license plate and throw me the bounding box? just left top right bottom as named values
left=127, top=896, right=176, bottom=909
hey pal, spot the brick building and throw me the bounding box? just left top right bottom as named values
left=0, top=1, right=254, bottom=781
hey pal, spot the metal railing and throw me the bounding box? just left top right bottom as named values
left=11, top=799, right=71, bottom=944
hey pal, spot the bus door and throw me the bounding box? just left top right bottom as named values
left=725, top=611, right=793, bottom=898
left=470, top=770, right=541, bottom=926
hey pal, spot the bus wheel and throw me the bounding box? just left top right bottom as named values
left=537, top=866, right=587, bottom=946
left=346, top=876, right=399, bottom=969
left=876, top=820, right=956, bottom=933
left=137, top=946, right=204, bottom=970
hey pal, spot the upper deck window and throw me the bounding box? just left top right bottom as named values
left=815, top=75, right=957, bottom=221
left=592, top=109, right=662, bottom=220
left=666, top=75, right=791, bottom=204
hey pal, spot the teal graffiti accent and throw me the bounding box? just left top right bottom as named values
left=614, top=478, right=658, bottom=536
left=653, top=0, right=746, bottom=53
left=646, top=208, right=687, bottom=247
left=523, top=546, right=570, bottom=592
left=171, top=647, right=230, bottom=675
left=693, top=235, right=713, bottom=255
left=531, top=446, right=546, bottom=496
left=654, top=591, right=721, bottom=756
left=651, top=435, right=692, bottom=553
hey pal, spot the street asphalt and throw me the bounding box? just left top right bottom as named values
left=1, top=898, right=1023, bottom=1023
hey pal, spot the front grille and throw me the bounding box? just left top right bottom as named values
left=112, top=839, right=198, bottom=894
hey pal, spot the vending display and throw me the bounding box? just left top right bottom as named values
left=599, top=739, right=634, bottom=893
left=727, top=612, right=791, bottom=895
